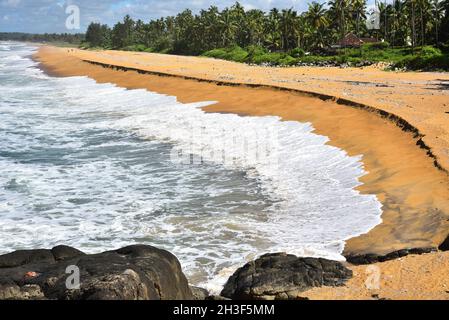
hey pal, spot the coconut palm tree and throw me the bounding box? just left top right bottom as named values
left=377, top=0, right=388, bottom=41
left=266, top=8, right=281, bottom=50
left=329, top=0, right=351, bottom=39
left=440, top=0, right=449, bottom=42
left=218, top=9, right=238, bottom=46
left=352, top=0, right=367, bottom=36
left=279, top=8, right=298, bottom=50
left=306, top=2, right=330, bottom=29
left=86, top=0, right=448, bottom=58
left=246, top=9, right=266, bottom=46
left=417, top=0, right=431, bottom=45
left=405, top=0, right=419, bottom=50
left=230, top=1, right=248, bottom=46
left=430, top=0, right=444, bottom=44
left=305, top=2, right=330, bottom=48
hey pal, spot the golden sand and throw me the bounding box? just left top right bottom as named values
left=304, top=251, right=449, bottom=300
left=34, top=46, right=449, bottom=299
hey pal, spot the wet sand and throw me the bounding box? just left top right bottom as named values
left=55, top=48, right=449, bottom=170
left=34, top=46, right=449, bottom=299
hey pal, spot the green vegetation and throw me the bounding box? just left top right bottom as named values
left=202, top=46, right=304, bottom=66
left=3, top=0, right=446, bottom=71
left=0, top=32, right=84, bottom=46
left=200, top=43, right=449, bottom=70
left=202, top=46, right=249, bottom=62
left=81, top=0, right=449, bottom=71
left=394, top=46, right=449, bottom=70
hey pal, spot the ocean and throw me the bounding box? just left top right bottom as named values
left=0, top=42, right=382, bottom=292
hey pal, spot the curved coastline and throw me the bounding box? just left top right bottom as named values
left=80, top=58, right=446, bottom=173
left=33, top=46, right=449, bottom=258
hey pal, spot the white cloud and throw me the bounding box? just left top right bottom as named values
left=2, top=0, right=21, bottom=7
left=0, top=0, right=377, bottom=33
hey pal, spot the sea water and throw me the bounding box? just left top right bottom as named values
left=0, top=42, right=382, bottom=292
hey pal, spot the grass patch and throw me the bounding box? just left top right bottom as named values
left=202, top=46, right=248, bottom=62
left=186, top=44, right=449, bottom=70
left=393, top=49, right=449, bottom=71
left=123, top=44, right=148, bottom=52
left=203, top=46, right=299, bottom=66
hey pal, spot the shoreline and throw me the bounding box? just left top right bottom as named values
left=34, top=46, right=449, bottom=256
left=53, top=47, right=449, bottom=170
left=80, top=58, right=445, bottom=173
left=31, top=46, right=449, bottom=299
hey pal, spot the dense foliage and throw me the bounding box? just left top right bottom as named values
left=81, top=1, right=449, bottom=69
left=200, top=43, right=449, bottom=69
left=84, top=1, right=449, bottom=53
left=3, top=1, right=447, bottom=69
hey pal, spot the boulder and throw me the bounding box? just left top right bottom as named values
left=0, top=244, right=193, bottom=300
left=206, top=295, right=231, bottom=300
left=190, top=286, right=209, bottom=300
left=221, top=253, right=352, bottom=300
left=0, top=249, right=55, bottom=268
left=345, top=247, right=437, bottom=265
left=51, top=245, right=85, bottom=261
left=438, top=235, right=449, bottom=251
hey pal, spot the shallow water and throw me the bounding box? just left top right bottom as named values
left=0, top=42, right=382, bottom=292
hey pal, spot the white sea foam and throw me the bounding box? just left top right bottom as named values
left=0, top=44, right=11, bottom=51
left=0, top=42, right=382, bottom=293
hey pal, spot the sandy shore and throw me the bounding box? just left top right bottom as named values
left=34, top=46, right=449, bottom=299
left=304, top=250, right=449, bottom=300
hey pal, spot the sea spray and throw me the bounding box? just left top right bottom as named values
left=0, top=42, right=382, bottom=293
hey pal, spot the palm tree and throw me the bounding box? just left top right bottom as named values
left=246, top=9, right=266, bottom=46
left=430, top=0, right=444, bottom=44
left=219, top=9, right=238, bottom=46
left=406, top=0, right=418, bottom=50
left=417, top=0, right=431, bottom=45
left=390, top=0, right=410, bottom=46
left=266, top=8, right=281, bottom=50
left=440, top=0, right=449, bottom=43
left=198, top=6, right=221, bottom=49
left=352, top=0, right=367, bottom=36
left=305, top=2, right=330, bottom=48
left=230, top=2, right=248, bottom=46
left=306, top=2, right=330, bottom=29
left=279, top=8, right=297, bottom=51
left=329, top=0, right=351, bottom=39
left=86, top=0, right=448, bottom=57
left=377, top=0, right=388, bottom=41
left=329, top=0, right=350, bottom=38
left=389, top=1, right=399, bottom=45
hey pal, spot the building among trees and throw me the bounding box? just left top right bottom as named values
left=334, top=32, right=378, bottom=48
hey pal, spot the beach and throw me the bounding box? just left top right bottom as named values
left=34, top=46, right=449, bottom=299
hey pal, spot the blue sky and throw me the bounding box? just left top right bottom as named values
left=0, top=0, right=377, bottom=33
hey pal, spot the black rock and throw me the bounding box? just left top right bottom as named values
left=345, top=247, right=437, bottom=265
left=438, top=235, right=449, bottom=251
left=206, top=295, right=231, bottom=300
left=190, top=286, right=209, bottom=300
left=0, top=249, right=55, bottom=268
left=221, top=253, right=352, bottom=300
left=51, top=245, right=85, bottom=261
left=0, top=244, right=193, bottom=300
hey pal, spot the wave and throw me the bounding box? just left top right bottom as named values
left=0, top=45, right=382, bottom=293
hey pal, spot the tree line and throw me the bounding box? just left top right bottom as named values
left=0, top=32, right=84, bottom=44
left=84, top=0, right=449, bottom=55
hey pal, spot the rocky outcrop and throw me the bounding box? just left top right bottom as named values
left=221, top=253, right=352, bottom=300
left=0, top=244, right=193, bottom=300
left=345, top=247, right=437, bottom=265
left=189, top=286, right=209, bottom=300
left=438, top=235, right=449, bottom=251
